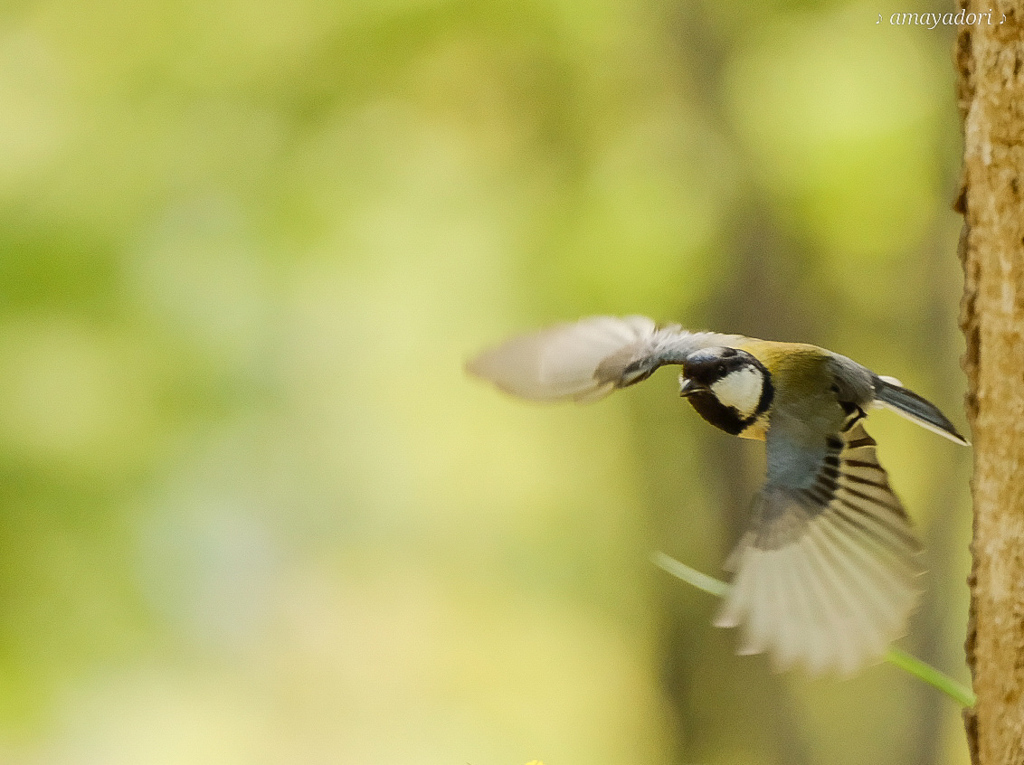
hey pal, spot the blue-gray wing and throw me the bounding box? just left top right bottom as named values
left=467, top=315, right=743, bottom=402
left=716, top=420, right=922, bottom=674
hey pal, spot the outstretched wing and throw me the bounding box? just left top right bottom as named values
left=715, top=421, right=922, bottom=674
left=467, top=315, right=743, bottom=402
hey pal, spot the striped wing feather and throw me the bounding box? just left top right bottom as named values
left=715, top=422, right=922, bottom=674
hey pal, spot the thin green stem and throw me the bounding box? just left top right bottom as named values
left=652, top=551, right=975, bottom=708
left=652, top=550, right=731, bottom=597
left=883, top=646, right=975, bottom=708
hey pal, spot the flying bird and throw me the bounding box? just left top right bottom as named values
left=467, top=315, right=968, bottom=674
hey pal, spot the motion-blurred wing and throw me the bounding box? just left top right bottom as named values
left=467, top=315, right=742, bottom=402
left=715, top=422, right=922, bottom=674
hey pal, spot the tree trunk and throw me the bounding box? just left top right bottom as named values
left=956, top=1, right=1024, bottom=761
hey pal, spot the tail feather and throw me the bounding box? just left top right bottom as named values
left=873, top=378, right=969, bottom=446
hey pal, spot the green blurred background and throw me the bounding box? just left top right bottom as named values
left=0, top=0, right=971, bottom=762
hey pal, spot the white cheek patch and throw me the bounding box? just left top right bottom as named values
left=710, top=366, right=764, bottom=419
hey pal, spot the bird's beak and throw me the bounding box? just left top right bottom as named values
left=678, top=378, right=706, bottom=398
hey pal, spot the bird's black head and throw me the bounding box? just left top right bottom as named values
left=679, top=347, right=774, bottom=435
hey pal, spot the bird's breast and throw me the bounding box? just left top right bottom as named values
left=737, top=413, right=770, bottom=441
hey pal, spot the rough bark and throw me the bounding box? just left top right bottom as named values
left=956, top=1, right=1024, bottom=761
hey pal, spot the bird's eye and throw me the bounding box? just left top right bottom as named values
left=720, top=347, right=738, bottom=357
